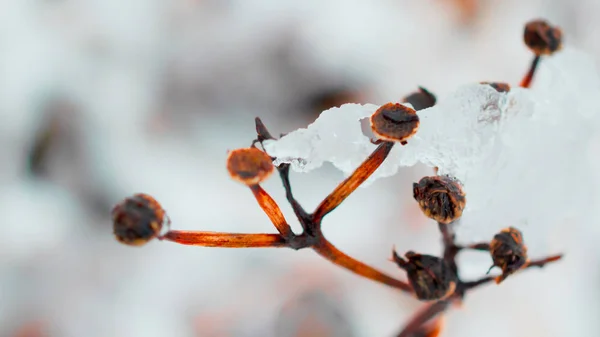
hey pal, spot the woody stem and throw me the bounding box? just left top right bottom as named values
left=312, top=236, right=413, bottom=292
left=161, top=231, right=287, bottom=248
left=249, top=184, right=294, bottom=239
left=313, top=141, right=395, bottom=223
left=396, top=300, right=450, bottom=337
left=520, top=55, right=541, bottom=88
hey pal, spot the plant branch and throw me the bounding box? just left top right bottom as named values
left=161, top=231, right=287, bottom=248
left=396, top=300, right=450, bottom=337
left=313, top=141, right=395, bottom=223
left=249, top=184, right=294, bottom=239
left=462, top=254, right=564, bottom=289
left=525, top=254, right=563, bottom=268
left=312, top=236, right=413, bottom=292
left=277, top=164, right=312, bottom=229
left=458, top=242, right=491, bottom=251
left=439, top=222, right=459, bottom=274
left=520, top=55, right=541, bottom=88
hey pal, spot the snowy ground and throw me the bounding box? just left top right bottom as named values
left=1, top=1, right=600, bottom=337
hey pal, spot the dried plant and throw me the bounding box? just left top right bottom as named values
left=112, top=19, right=565, bottom=337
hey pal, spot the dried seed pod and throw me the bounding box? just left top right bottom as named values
left=226, top=147, right=274, bottom=185
left=112, top=193, right=167, bottom=246
left=393, top=251, right=457, bottom=301
left=524, top=19, right=562, bottom=56
left=480, top=82, right=511, bottom=93
left=413, top=176, right=466, bottom=224
left=370, top=103, right=419, bottom=144
left=489, top=227, right=528, bottom=283
left=402, top=87, right=437, bottom=111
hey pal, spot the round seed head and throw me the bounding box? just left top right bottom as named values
left=112, top=193, right=166, bottom=246
left=396, top=251, right=458, bottom=301
left=402, top=86, right=437, bottom=111
left=524, top=19, right=562, bottom=56
left=480, top=82, right=511, bottom=93
left=370, top=103, right=419, bottom=143
left=413, top=175, right=466, bottom=224
left=226, top=147, right=274, bottom=185
left=490, top=227, right=528, bottom=280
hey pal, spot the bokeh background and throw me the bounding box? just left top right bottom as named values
left=2, top=1, right=600, bottom=336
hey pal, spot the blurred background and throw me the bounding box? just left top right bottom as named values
left=2, top=1, right=600, bottom=336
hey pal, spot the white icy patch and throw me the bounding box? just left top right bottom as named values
left=264, top=48, right=600, bottom=243
left=265, top=102, right=383, bottom=174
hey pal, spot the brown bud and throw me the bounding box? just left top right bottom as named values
left=402, top=87, right=437, bottom=111
left=480, top=82, right=511, bottom=93
left=393, top=251, right=457, bottom=301
left=413, top=176, right=466, bottom=224
left=489, top=227, right=528, bottom=283
left=112, top=193, right=167, bottom=246
left=524, top=19, right=562, bottom=56
left=370, top=103, right=419, bottom=144
left=226, top=147, right=274, bottom=185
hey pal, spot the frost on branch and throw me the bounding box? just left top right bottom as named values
left=264, top=48, right=600, bottom=242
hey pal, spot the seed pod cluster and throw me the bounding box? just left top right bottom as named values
left=524, top=19, right=562, bottom=56
left=370, top=103, right=419, bottom=144
left=394, top=251, right=458, bottom=301
left=489, top=227, right=528, bottom=283
left=112, top=193, right=167, bottom=246
left=402, top=87, right=437, bottom=111
left=226, top=147, right=275, bottom=185
left=413, top=176, right=466, bottom=224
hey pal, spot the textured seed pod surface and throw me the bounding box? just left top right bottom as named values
left=227, top=147, right=275, bottom=185
left=395, top=252, right=458, bottom=301
left=370, top=103, right=419, bottom=143
left=413, top=175, right=466, bottom=224
left=490, top=227, right=528, bottom=278
left=524, top=19, right=562, bottom=56
left=112, top=193, right=166, bottom=246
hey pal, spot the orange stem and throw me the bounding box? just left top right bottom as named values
left=313, top=141, right=395, bottom=222
left=162, top=230, right=286, bottom=248
left=249, top=184, right=294, bottom=238
left=519, top=55, right=541, bottom=88
left=397, top=300, right=449, bottom=337
left=312, top=237, right=412, bottom=292
left=525, top=254, right=563, bottom=268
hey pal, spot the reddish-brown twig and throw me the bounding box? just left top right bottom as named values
left=313, top=141, right=395, bottom=223
left=249, top=184, right=294, bottom=239
left=314, top=236, right=413, bottom=292
left=519, top=55, right=541, bottom=88
left=162, top=231, right=287, bottom=248
left=396, top=300, right=450, bottom=337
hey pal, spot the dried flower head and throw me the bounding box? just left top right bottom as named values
left=524, top=19, right=562, bottom=56
left=226, top=147, right=274, bottom=185
left=402, top=87, right=437, bottom=111
left=480, top=82, right=511, bottom=93
left=413, top=176, right=466, bottom=224
left=112, top=193, right=166, bottom=246
left=111, top=16, right=567, bottom=337
left=370, top=103, right=419, bottom=144
left=489, top=227, right=528, bottom=283
left=393, top=251, right=458, bottom=301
